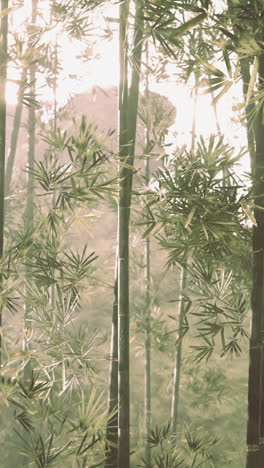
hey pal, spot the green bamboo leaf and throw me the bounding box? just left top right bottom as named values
left=185, top=206, right=196, bottom=229
left=142, top=223, right=156, bottom=239
left=201, top=223, right=209, bottom=241
left=196, top=56, right=225, bottom=77
left=212, top=81, right=233, bottom=104
left=223, top=49, right=232, bottom=78
left=117, top=161, right=137, bottom=171
left=173, top=11, right=207, bottom=37
left=7, top=397, right=27, bottom=411
left=89, top=459, right=107, bottom=468
left=152, top=222, right=166, bottom=236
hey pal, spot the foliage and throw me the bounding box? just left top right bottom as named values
left=138, top=422, right=221, bottom=467
left=1, top=115, right=115, bottom=466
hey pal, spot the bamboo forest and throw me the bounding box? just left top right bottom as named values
left=0, top=0, right=264, bottom=467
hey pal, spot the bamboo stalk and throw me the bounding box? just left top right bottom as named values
left=118, top=1, right=144, bottom=465
left=5, top=68, right=27, bottom=198
left=0, top=0, right=8, bottom=373
left=211, top=90, right=221, bottom=135
left=105, top=265, right=118, bottom=468
left=105, top=0, right=145, bottom=464
left=240, top=57, right=256, bottom=172
left=51, top=34, right=58, bottom=310
left=118, top=1, right=130, bottom=465
left=171, top=67, right=198, bottom=432
left=171, top=264, right=187, bottom=433
left=24, top=0, right=37, bottom=379
left=144, top=169, right=151, bottom=465
left=144, top=42, right=151, bottom=466
left=127, top=1, right=144, bottom=167
left=191, top=73, right=199, bottom=153
left=246, top=52, right=264, bottom=468
left=26, top=0, right=37, bottom=228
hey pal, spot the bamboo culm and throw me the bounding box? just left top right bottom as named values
left=24, top=0, right=37, bottom=378
left=5, top=68, right=27, bottom=198
left=26, top=0, right=37, bottom=228
left=0, top=0, right=8, bottom=372
left=117, top=1, right=130, bottom=466
left=118, top=1, right=144, bottom=466
left=105, top=266, right=118, bottom=468
left=171, top=69, right=197, bottom=432
left=171, top=264, right=187, bottom=433
left=240, top=57, right=256, bottom=171
left=246, top=52, right=264, bottom=468
left=144, top=45, right=151, bottom=465
left=144, top=171, right=151, bottom=465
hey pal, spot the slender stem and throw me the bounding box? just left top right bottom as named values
left=117, top=1, right=143, bottom=466
left=127, top=0, right=144, bottom=169
left=191, top=74, right=198, bottom=152
left=240, top=57, right=256, bottom=172
left=211, top=90, right=221, bottom=135
left=144, top=42, right=151, bottom=467
left=144, top=202, right=151, bottom=465
left=118, top=1, right=130, bottom=466
left=171, top=69, right=198, bottom=433
left=5, top=68, right=27, bottom=198
left=26, top=0, right=37, bottom=228
left=24, top=0, right=37, bottom=372
left=53, top=39, right=58, bottom=133
left=191, top=453, right=198, bottom=468
left=226, top=0, right=256, bottom=170
left=105, top=263, right=118, bottom=468
left=0, top=0, right=8, bottom=373
left=246, top=52, right=264, bottom=468
left=171, top=264, right=187, bottom=433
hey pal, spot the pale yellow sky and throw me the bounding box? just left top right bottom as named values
left=6, top=0, right=249, bottom=173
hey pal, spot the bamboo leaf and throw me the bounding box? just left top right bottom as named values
left=196, top=56, right=225, bottom=77
left=212, top=81, right=233, bottom=104
left=152, top=222, right=166, bottom=236
left=142, top=223, right=156, bottom=238
left=185, top=206, right=196, bottom=229
left=223, top=49, right=232, bottom=78
left=173, top=11, right=207, bottom=37
left=201, top=223, right=209, bottom=241
left=117, top=161, right=137, bottom=171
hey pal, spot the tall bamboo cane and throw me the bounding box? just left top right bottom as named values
left=246, top=52, right=264, bottom=468
left=171, top=264, right=187, bottom=433
left=240, top=57, right=256, bottom=171
left=26, top=0, right=37, bottom=227
left=24, top=0, right=38, bottom=378
left=144, top=43, right=151, bottom=466
left=105, top=263, right=118, bottom=468
left=171, top=71, right=199, bottom=432
left=0, top=0, right=8, bottom=372
left=118, top=0, right=144, bottom=465
left=5, top=68, right=27, bottom=198
left=144, top=156, right=151, bottom=464
left=211, top=91, right=221, bottom=135
left=117, top=1, right=130, bottom=465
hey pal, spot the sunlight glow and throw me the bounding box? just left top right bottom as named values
left=6, top=0, right=249, bottom=177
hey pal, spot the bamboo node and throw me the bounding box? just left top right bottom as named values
left=247, top=444, right=260, bottom=452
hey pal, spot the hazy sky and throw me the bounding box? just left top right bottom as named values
left=6, top=0, right=249, bottom=173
